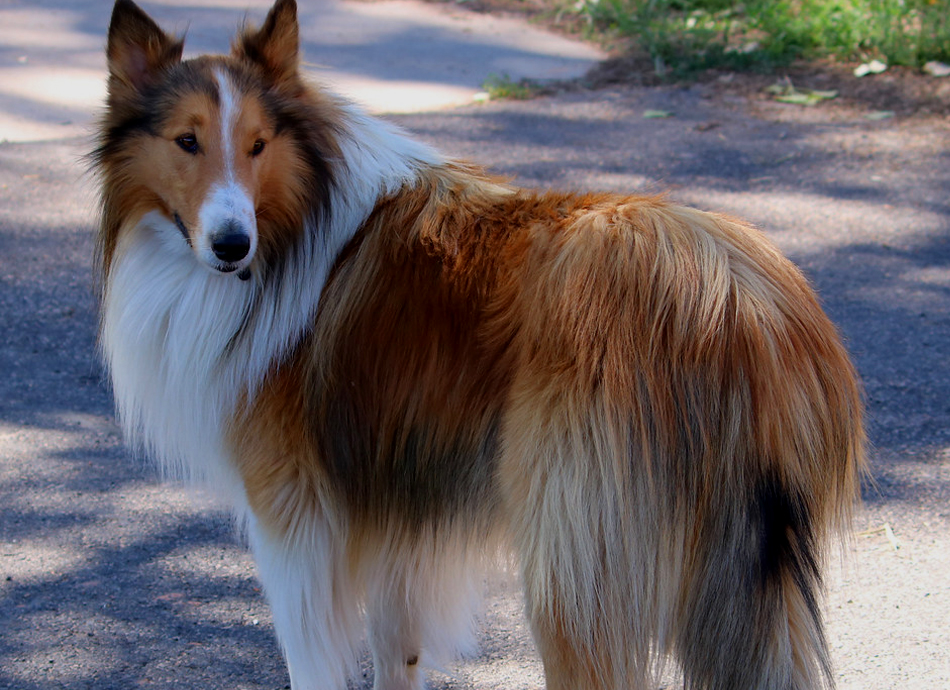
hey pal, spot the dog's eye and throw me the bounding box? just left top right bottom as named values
left=251, top=139, right=266, bottom=157
left=175, top=133, right=199, bottom=155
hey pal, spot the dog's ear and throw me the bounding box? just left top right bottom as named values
left=233, top=0, right=299, bottom=86
left=106, top=0, right=183, bottom=97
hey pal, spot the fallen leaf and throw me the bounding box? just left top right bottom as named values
left=643, top=109, right=673, bottom=119
left=775, top=88, right=837, bottom=106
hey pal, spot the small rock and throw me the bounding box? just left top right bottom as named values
left=923, top=60, right=950, bottom=77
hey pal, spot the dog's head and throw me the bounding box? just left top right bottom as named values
left=98, top=0, right=339, bottom=279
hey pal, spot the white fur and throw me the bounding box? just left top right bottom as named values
left=195, top=180, right=258, bottom=272
left=362, top=532, right=490, bottom=690
left=215, top=68, right=239, bottom=170
left=246, top=511, right=362, bottom=690
left=245, top=520, right=488, bottom=690
left=102, top=98, right=450, bottom=689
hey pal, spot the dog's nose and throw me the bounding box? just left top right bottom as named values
left=211, top=227, right=251, bottom=263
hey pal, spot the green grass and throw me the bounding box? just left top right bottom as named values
left=574, top=0, right=950, bottom=77
left=480, top=73, right=539, bottom=100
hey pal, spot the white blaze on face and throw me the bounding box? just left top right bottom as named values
left=194, top=69, right=258, bottom=274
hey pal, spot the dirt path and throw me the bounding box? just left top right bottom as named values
left=1, top=62, right=948, bottom=690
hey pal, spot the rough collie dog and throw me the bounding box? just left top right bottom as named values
left=94, top=1, right=865, bottom=688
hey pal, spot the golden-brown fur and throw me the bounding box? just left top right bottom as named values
left=233, top=165, right=865, bottom=688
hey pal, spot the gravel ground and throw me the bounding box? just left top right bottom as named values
left=1, top=79, right=948, bottom=688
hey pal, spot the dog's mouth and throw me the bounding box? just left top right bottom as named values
left=173, top=212, right=253, bottom=282
left=219, top=264, right=253, bottom=281
left=214, top=261, right=254, bottom=282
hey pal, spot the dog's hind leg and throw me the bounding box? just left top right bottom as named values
left=500, top=417, right=662, bottom=690
left=246, top=515, right=361, bottom=690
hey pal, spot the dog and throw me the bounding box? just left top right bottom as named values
left=93, top=1, right=866, bottom=688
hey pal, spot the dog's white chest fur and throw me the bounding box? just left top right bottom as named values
left=101, top=216, right=259, bottom=493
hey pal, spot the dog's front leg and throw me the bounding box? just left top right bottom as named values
left=367, top=580, right=425, bottom=690
left=363, top=535, right=484, bottom=690
left=246, top=514, right=361, bottom=690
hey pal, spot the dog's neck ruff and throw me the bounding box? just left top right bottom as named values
left=100, top=102, right=442, bottom=491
